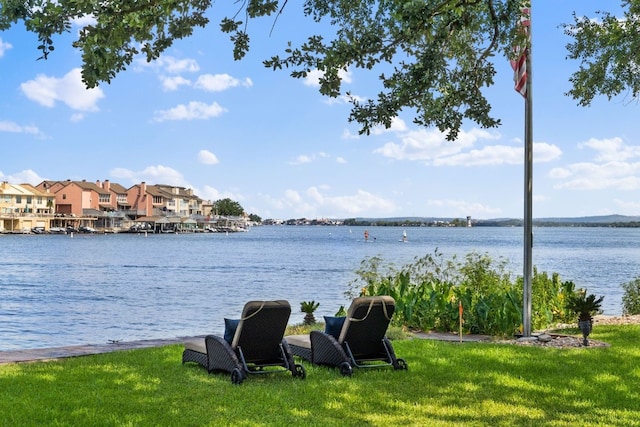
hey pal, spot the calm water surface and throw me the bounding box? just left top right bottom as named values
left=1, top=226, right=638, bottom=350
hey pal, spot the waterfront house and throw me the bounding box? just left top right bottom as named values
left=2, top=178, right=216, bottom=233
left=0, top=182, right=55, bottom=233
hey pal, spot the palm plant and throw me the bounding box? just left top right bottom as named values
left=566, top=290, right=604, bottom=322
left=300, top=301, right=320, bottom=325
left=565, top=289, right=604, bottom=346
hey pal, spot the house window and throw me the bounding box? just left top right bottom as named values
left=99, top=194, right=110, bottom=203
left=16, top=196, right=22, bottom=204
left=26, top=196, right=32, bottom=204
left=153, top=196, right=163, bottom=204
left=62, top=194, right=67, bottom=200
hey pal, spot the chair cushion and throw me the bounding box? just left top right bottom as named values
left=285, top=334, right=311, bottom=349
left=324, top=316, right=346, bottom=339
left=184, top=339, right=206, bottom=354
left=224, top=318, right=240, bottom=344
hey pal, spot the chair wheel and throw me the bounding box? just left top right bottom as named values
left=339, top=362, right=353, bottom=377
left=394, top=358, right=408, bottom=370
left=294, top=364, right=306, bottom=379
left=231, top=368, right=244, bottom=384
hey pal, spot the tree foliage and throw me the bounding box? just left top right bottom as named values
left=563, top=1, right=640, bottom=106
left=7, top=1, right=636, bottom=139
left=248, top=213, right=262, bottom=223
left=1, top=0, right=530, bottom=140
left=212, top=198, right=244, bottom=216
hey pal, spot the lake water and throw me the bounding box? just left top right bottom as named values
left=1, top=226, right=638, bottom=351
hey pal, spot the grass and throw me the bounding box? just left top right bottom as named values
left=1, top=325, right=640, bottom=426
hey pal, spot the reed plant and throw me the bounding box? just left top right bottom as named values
left=1, top=325, right=639, bottom=426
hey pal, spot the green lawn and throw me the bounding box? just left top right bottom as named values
left=1, top=325, right=639, bottom=426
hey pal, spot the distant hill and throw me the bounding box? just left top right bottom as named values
left=533, top=214, right=640, bottom=224
left=479, top=214, right=640, bottom=227
left=347, top=215, right=640, bottom=227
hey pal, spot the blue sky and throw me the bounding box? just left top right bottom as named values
left=1, top=1, right=638, bottom=220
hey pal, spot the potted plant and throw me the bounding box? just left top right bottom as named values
left=565, top=289, right=604, bottom=346
left=300, top=301, right=320, bottom=325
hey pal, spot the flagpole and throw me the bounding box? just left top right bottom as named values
left=522, top=7, right=533, bottom=338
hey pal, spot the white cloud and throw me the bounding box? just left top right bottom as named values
left=20, top=68, right=104, bottom=111
left=434, top=142, right=561, bottom=166
left=373, top=125, right=561, bottom=167
left=341, top=129, right=360, bottom=140
left=285, top=189, right=302, bottom=203
left=533, top=142, right=564, bottom=162
left=198, top=150, right=219, bottom=165
left=305, top=187, right=395, bottom=216
left=70, top=113, right=85, bottom=122
left=161, top=76, right=192, bottom=91
left=0, top=169, right=45, bottom=185
left=134, top=55, right=200, bottom=89
left=197, top=185, right=243, bottom=203
left=550, top=161, right=640, bottom=190
left=336, top=157, right=347, bottom=164
left=433, top=144, right=522, bottom=166
left=304, top=68, right=353, bottom=87
left=304, top=69, right=325, bottom=87
left=579, top=137, right=640, bottom=162
left=371, top=117, right=409, bottom=136
left=0, top=120, right=44, bottom=137
left=373, top=127, right=486, bottom=161
left=427, top=199, right=502, bottom=216
left=150, top=55, right=200, bottom=74
left=550, top=137, right=640, bottom=190
left=153, top=101, right=227, bottom=122
left=290, top=155, right=312, bottom=165
left=288, top=152, right=330, bottom=165
left=0, top=37, right=12, bottom=58
left=194, top=74, right=252, bottom=92
left=323, top=92, right=367, bottom=106
left=548, top=167, right=572, bottom=179
left=110, top=165, right=189, bottom=187
left=614, top=198, right=640, bottom=215
left=265, top=186, right=395, bottom=217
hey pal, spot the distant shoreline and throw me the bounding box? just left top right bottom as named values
left=281, top=219, right=640, bottom=228
left=271, top=214, right=640, bottom=228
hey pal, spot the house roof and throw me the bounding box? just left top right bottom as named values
left=0, top=182, right=32, bottom=196
left=108, top=182, right=128, bottom=194
left=72, top=180, right=110, bottom=195
left=19, top=183, right=51, bottom=197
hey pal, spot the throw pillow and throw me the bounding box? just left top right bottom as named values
left=324, top=316, right=346, bottom=339
left=224, top=318, right=240, bottom=344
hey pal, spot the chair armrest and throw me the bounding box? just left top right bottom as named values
left=310, top=330, right=349, bottom=366
left=204, top=334, right=242, bottom=373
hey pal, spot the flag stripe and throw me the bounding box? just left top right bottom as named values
left=511, top=7, right=530, bottom=98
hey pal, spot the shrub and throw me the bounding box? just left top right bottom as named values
left=621, top=277, right=640, bottom=315
left=349, top=249, right=580, bottom=337
left=565, top=288, right=604, bottom=321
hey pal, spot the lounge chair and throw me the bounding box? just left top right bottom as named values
left=286, top=296, right=408, bottom=376
left=182, top=300, right=306, bottom=384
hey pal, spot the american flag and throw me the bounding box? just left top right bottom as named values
left=510, top=7, right=530, bottom=98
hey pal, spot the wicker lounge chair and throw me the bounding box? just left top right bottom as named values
left=182, top=300, right=306, bottom=384
left=286, top=296, right=408, bottom=376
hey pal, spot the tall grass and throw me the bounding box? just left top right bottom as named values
left=1, top=325, right=639, bottom=426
